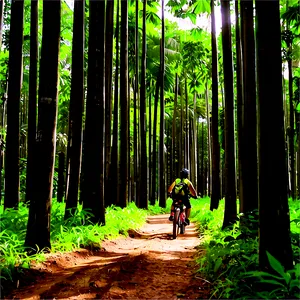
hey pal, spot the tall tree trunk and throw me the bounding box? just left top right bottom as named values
left=221, top=0, right=237, bottom=228
left=82, top=0, right=105, bottom=224
left=151, top=76, right=160, bottom=205
left=205, top=86, right=211, bottom=197
left=25, top=0, right=61, bottom=250
left=172, top=74, right=178, bottom=180
left=235, top=0, right=243, bottom=204
left=110, top=0, right=120, bottom=206
left=104, top=0, right=114, bottom=204
left=119, top=0, right=129, bottom=208
left=148, top=82, right=152, bottom=201
left=296, top=111, right=300, bottom=199
left=159, top=2, right=166, bottom=208
left=184, top=75, right=189, bottom=169
left=139, top=0, right=147, bottom=208
left=57, top=151, right=65, bottom=203
left=0, top=0, right=4, bottom=48
left=288, top=47, right=295, bottom=199
left=240, top=0, right=258, bottom=214
left=25, top=0, right=38, bottom=204
left=4, top=0, right=24, bottom=209
left=256, top=0, right=293, bottom=270
left=133, top=0, right=139, bottom=205
left=64, top=0, right=84, bottom=218
left=210, top=0, right=221, bottom=210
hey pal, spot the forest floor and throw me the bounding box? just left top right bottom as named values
left=3, top=214, right=211, bottom=300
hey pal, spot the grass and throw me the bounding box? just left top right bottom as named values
left=191, top=197, right=300, bottom=299
left=0, top=198, right=172, bottom=285
left=1, top=196, right=299, bottom=300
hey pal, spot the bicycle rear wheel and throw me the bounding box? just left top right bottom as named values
left=172, top=209, right=180, bottom=239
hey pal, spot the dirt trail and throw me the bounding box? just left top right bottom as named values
left=4, top=214, right=210, bottom=300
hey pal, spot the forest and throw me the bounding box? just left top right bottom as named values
left=0, top=0, right=300, bottom=298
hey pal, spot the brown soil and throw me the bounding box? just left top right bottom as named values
left=2, top=214, right=211, bottom=300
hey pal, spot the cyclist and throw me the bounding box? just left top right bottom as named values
left=167, top=168, right=197, bottom=225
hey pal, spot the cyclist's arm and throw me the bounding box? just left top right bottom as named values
left=167, top=181, right=176, bottom=194
left=188, top=182, right=197, bottom=198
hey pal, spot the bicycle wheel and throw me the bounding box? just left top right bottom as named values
left=180, top=221, right=185, bottom=234
left=173, top=209, right=180, bottom=239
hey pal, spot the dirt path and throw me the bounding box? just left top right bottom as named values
left=4, top=214, right=210, bottom=299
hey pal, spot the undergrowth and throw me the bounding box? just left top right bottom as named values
left=191, top=197, right=300, bottom=299
left=0, top=199, right=169, bottom=285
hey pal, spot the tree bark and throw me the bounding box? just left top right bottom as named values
left=256, top=0, right=293, bottom=270
left=210, top=0, right=220, bottom=210
left=119, top=0, right=129, bottom=208
left=81, top=0, right=105, bottom=224
left=25, top=0, right=38, bottom=205
left=220, top=0, right=237, bottom=228
left=110, top=0, right=120, bottom=206
left=57, top=151, right=65, bottom=203
left=0, top=0, right=4, bottom=48
left=25, top=0, right=61, bottom=250
left=4, top=0, right=24, bottom=209
left=139, top=0, right=148, bottom=209
left=104, top=0, right=114, bottom=205
left=240, top=0, right=258, bottom=213
left=159, top=2, right=166, bottom=208
left=151, top=76, right=160, bottom=205
left=65, top=0, right=84, bottom=218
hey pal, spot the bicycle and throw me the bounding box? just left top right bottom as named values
left=172, top=199, right=186, bottom=239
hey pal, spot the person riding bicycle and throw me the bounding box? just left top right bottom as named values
left=167, top=168, right=197, bottom=226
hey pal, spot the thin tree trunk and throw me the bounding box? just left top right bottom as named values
left=0, top=0, right=4, bottom=48
left=205, top=86, right=211, bottom=197
left=25, top=0, right=38, bottom=205
left=159, top=2, right=166, bottom=208
left=148, top=83, right=152, bottom=201
left=110, top=0, right=120, bottom=206
left=57, top=151, right=65, bottom=203
left=256, top=0, right=293, bottom=270
left=172, top=74, right=178, bottom=180
left=119, top=0, right=129, bottom=208
left=288, top=54, right=295, bottom=199
left=296, top=111, right=300, bottom=199
left=139, top=0, right=147, bottom=208
left=151, top=76, right=160, bottom=205
left=104, top=0, right=114, bottom=204
left=64, top=0, right=84, bottom=218
left=184, top=75, right=189, bottom=169
left=210, top=0, right=221, bottom=210
left=133, top=0, right=139, bottom=205
left=221, top=0, right=237, bottom=228
left=4, top=0, right=24, bottom=209
left=235, top=0, right=243, bottom=204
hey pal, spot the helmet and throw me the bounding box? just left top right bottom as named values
left=180, top=168, right=189, bottom=179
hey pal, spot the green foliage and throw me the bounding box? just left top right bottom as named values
left=243, top=253, right=300, bottom=299
left=0, top=203, right=45, bottom=282
left=147, top=198, right=172, bottom=215
left=0, top=198, right=175, bottom=284
left=0, top=200, right=148, bottom=284
left=192, top=198, right=300, bottom=299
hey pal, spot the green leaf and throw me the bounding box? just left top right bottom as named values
left=266, top=251, right=287, bottom=279
left=214, top=257, right=222, bottom=273
left=259, top=279, right=286, bottom=288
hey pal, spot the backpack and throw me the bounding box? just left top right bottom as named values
left=172, top=179, right=189, bottom=201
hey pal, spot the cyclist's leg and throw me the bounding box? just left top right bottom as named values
left=169, top=200, right=175, bottom=221
left=184, top=198, right=191, bottom=225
